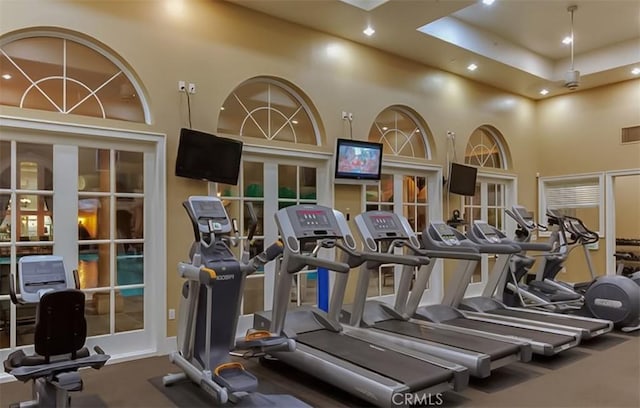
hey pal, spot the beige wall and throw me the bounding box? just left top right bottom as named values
left=535, top=80, right=640, bottom=281
left=1, top=1, right=638, bottom=337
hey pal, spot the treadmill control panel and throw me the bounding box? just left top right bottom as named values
left=430, top=222, right=461, bottom=246
left=275, top=205, right=356, bottom=253
left=187, top=196, right=231, bottom=234
left=474, top=221, right=502, bottom=243
left=355, top=211, right=420, bottom=251
left=295, top=209, right=331, bottom=228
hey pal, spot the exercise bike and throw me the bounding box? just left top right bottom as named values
left=163, top=195, right=309, bottom=406
left=3, top=255, right=110, bottom=407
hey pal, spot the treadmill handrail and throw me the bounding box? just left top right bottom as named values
left=289, top=252, right=350, bottom=273
left=421, top=249, right=481, bottom=261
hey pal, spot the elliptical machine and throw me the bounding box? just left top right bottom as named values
left=163, top=196, right=308, bottom=406
left=508, top=206, right=640, bottom=332
left=3, top=255, right=110, bottom=407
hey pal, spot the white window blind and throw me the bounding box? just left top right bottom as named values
left=546, top=181, right=600, bottom=208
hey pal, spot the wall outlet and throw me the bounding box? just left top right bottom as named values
left=178, top=81, right=186, bottom=92
left=188, top=83, right=196, bottom=94
left=341, top=111, right=348, bottom=119
left=168, top=308, right=176, bottom=320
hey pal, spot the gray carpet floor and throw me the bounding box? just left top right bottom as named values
left=1, top=331, right=638, bottom=407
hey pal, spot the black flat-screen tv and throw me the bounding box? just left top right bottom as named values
left=448, top=162, right=477, bottom=196
left=334, top=138, right=383, bottom=181
left=175, top=128, right=243, bottom=185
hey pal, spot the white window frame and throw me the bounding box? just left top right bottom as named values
left=538, top=172, right=605, bottom=237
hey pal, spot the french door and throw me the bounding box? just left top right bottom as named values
left=213, top=149, right=331, bottom=329
left=363, top=164, right=443, bottom=306
left=0, top=118, right=165, bottom=365
left=463, top=174, right=516, bottom=296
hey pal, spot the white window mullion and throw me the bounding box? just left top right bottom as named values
left=110, top=149, right=116, bottom=335
left=52, top=145, right=78, bottom=280
left=263, top=162, right=279, bottom=310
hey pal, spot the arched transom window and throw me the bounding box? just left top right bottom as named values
left=368, top=106, right=431, bottom=159
left=0, top=31, right=148, bottom=123
left=464, top=126, right=509, bottom=169
left=217, top=77, right=320, bottom=145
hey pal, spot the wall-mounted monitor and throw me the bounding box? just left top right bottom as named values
left=334, top=138, right=383, bottom=182
left=175, top=128, right=243, bottom=185
left=448, top=162, right=477, bottom=196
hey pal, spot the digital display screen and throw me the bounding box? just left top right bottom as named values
left=334, top=139, right=383, bottom=181
left=175, top=128, right=243, bottom=185
left=434, top=223, right=456, bottom=240
left=296, top=210, right=330, bottom=227
left=448, top=163, right=478, bottom=196
left=478, top=223, right=497, bottom=236
left=371, top=215, right=397, bottom=230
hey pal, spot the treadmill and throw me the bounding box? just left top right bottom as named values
left=459, top=217, right=613, bottom=340
left=329, top=210, right=531, bottom=378
left=253, top=204, right=468, bottom=407
left=409, top=221, right=582, bottom=356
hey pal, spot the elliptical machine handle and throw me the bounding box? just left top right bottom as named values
left=8, top=273, right=25, bottom=305
left=243, top=240, right=284, bottom=275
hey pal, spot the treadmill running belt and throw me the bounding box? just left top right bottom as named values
left=487, top=309, right=608, bottom=332
left=374, top=320, right=520, bottom=360
left=444, top=318, right=573, bottom=348
left=296, top=329, right=452, bottom=390
left=489, top=309, right=609, bottom=332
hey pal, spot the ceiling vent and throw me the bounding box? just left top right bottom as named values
left=621, top=126, right=640, bottom=144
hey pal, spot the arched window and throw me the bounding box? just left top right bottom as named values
left=368, top=105, right=432, bottom=159
left=0, top=30, right=149, bottom=123
left=217, top=77, right=320, bottom=145
left=464, top=125, right=509, bottom=169
left=215, top=77, right=325, bottom=314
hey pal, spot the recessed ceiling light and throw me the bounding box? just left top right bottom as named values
left=540, top=89, right=549, bottom=96
left=292, top=120, right=299, bottom=125
left=632, top=67, right=640, bottom=75
left=382, top=126, right=388, bottom=131
left=220, top=106, right=225, bottom=111
left=562, top=36, right=573, bottom=45
left=1, top=74, right=11, bottom=80
left=363, top=26, right=375, bottom=36
left=482, top=0, right=495, bottom=5
left=467, top=63, right=478, bottom=71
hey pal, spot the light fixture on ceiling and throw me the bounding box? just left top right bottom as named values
left=562, top=36, right=573, bottom=45
left=382, top=126, right=388, bottom=131
left=363, top=26, right=375, bottom=36
left=564, top=5, right=580, bottom=90
left=220, top=106, right=225, bottom=111
left=1, top=74, right=11, bottom=80
left=482, top=0, right=496, bottom=5
left=291, top=120, right=299, bottom=125
left=540, top=89, right=549, bottom=96
left=467, top=63, right=478, bottom=71
left=632, top=67, right=640, bottom=75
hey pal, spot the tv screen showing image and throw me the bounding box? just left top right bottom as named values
left=175, top=128, right=243, bottom=185
left=334, top=139, right=383, bottom=181
left=448, top=162, right=477, bottom=196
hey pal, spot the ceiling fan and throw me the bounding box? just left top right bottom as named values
left=563, top=5, right=580, bottom=90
